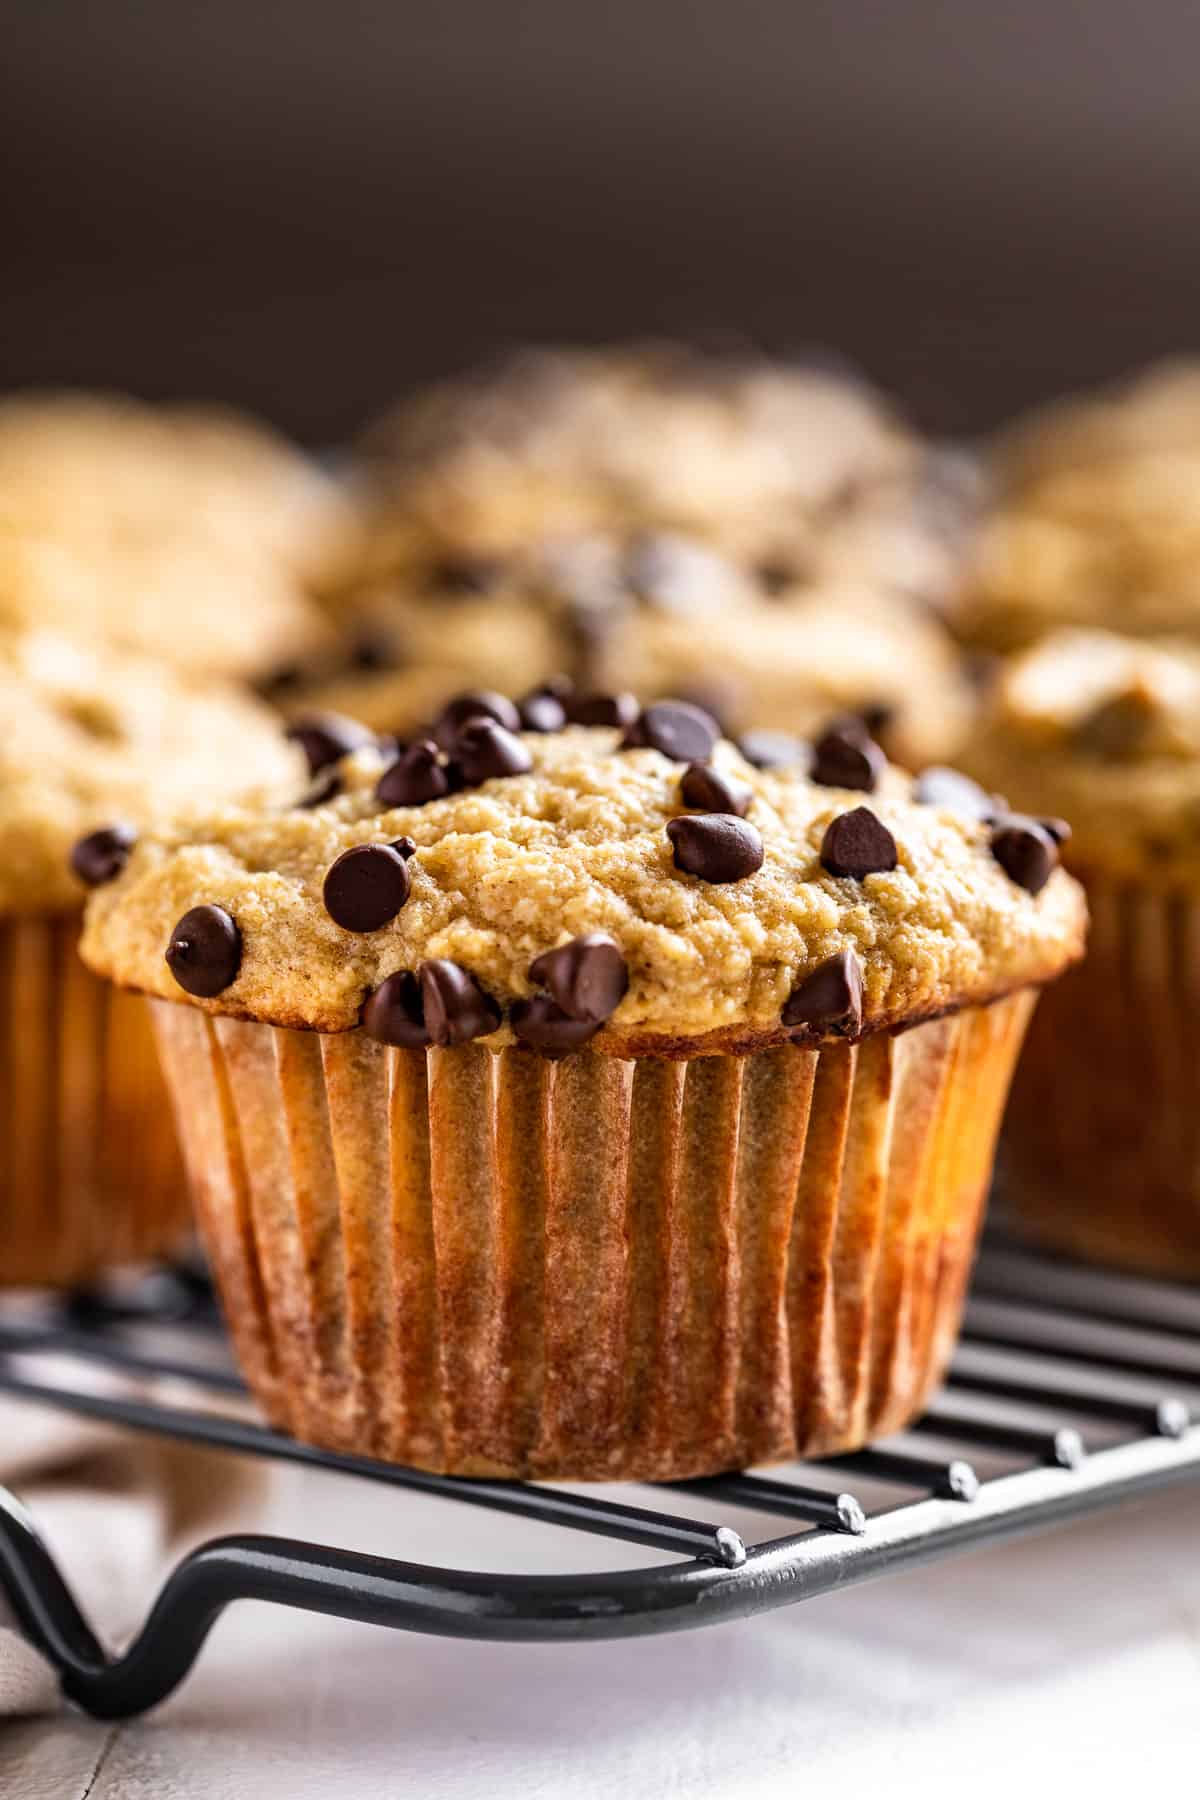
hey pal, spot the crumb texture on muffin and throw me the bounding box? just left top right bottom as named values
left=0, top=629, right=304, bottom=914
left=81, top=717, right=1086, bottom=1045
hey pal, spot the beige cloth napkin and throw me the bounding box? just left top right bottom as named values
left=0, top=1371, right=267, bottom=1717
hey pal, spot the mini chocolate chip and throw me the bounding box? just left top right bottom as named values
left=518, top=690, right=567, bottom=732
left=418, top=959, right=501, bottom=1046
left=667, top=813, right=764, bottom=882
left=912, top=766, right=996, bottom=819
left=348, top=628, right=403, bottom=673
left=70, top=822, right=137, bottom=887
left=299, top=769, right=343, bottom=809
left=820, top=807, right=898, bottom=880
left=377, top=739, right=451, bottom=807
left=1040, top=817, right=1072, bottom=845
left=566, top=690, right=640, bottom=728
left=622, top=700, right=719, bottom=762
left=323, top=844, right=412, bottom=932
left=165, top=905, right=242, bottom=997
left=511, top=995, right=601, bottom=1058
left=858, top=701, right=896, bottom=737
left=679, top=763, right=752, bottom=817
left=285, top=712, right=376, bottom=776
left=433, top=690, right=521, bottom=750
left=782, top=949, right=864, bottom=1036
left=258, top=661, right=304, bottom=698
left=989, top=816, right=1059, bottom=895
left=756, top=557, right=805, bottom=597
left=451, top=718, right=533, bottom=785
left=425, top=557, right=505, bottom=596
left=738, top=730, right=811, bottom=771
left=361, top=971, right=430, bottom=1048
left=391, top=836, right=417, bottom=859
left=528, top=933, right=628, bottom=1023
left=811, top=720, right=886, bottom=792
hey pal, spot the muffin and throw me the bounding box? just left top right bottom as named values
left=964, top=628, right=1200, bottom=1276
left=80, top=695, right=1084, bottom=1477
left=347, top=345, right=980, bottom=612
left=961, top=360, right=1200, bottom=651
left=0, top=391, right=344, bottom=681
left=293, top=529, right=976, bottom=770
left=0, top=628, right=304, bottom=1285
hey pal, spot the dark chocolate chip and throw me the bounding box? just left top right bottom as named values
left=1040, top=817, right=1072, bottom=845
left=820, top=808, right=898, bottom=880
left=360, top=970, right=430, bottom=1048
left=622, top=700, right=720, bottom=763
left=391, top=836, right=417, bottom=859
left=323, top=843, right=412, bottom=932
left=285, top=712, right=376, bottom=776
left=165, top=905, right=242, bottom=997
left=912, top=766, right=996, bottom=820
left=858, top=701, right=896, bottom=738
left=756, top=557, right=806, bottom=597
left=667, top=814, right=764, bottom=882
left=425, top=557, right=505, bottom=596
left=679, top=763, right=752, bottom=817
left=782, top=949, right=864, bottom=1036
left=451, top=718, right=533, bottom=785
left=566, top=690, right=640, bottom=728
left=376, top=739, right=451, bottom=807
left=811, top=720, right=886, bottom=792
left=298, top=769, right=343, bottom=809
left=433, top=690, right=521, bottom=750
left=348, top=628, right=403, bottom=673
left=528, top=933, right=628, bottom=1024
left=738, top=730, right=811, bottom=772
left=418, top=959, right=502, bottom=1046
left=518, top=690, right=567, bottom=732
left=989, top=816, right=1059, bottom=895
left=70, top=822, right=137, bottom=887
left=510, top=995, right=601, bottom=1058
left=670, top=680, right=740, bottom=735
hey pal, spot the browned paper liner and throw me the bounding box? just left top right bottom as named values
left=1004, top=876, right=1200, bottom=1279
left=151, top=991, right=1036, bottom=1479
left=0, top=915, right=191, bottom=1286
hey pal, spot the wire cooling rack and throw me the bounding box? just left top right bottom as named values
left=0, top=1233, right=1196, bottom=1719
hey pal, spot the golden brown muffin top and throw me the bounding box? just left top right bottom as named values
left=342, top=345, right=981, bottom=617
left=0, top=629, right=305, bottom=915
left=963, top=628, right=1200, bottom=881
left=0, top=392, right=347, bottom=680
left=80, top=694, right=1085, bottom=1054
left=961, top=361, right=1200, bottom=649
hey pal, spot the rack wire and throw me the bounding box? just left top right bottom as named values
left=0, top=1232, right=1196, bottom=1720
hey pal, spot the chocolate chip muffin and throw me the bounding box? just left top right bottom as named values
left=347, top=345, right=979, bottom=611
left=294, top=530, right=975, bottom=770
left=960, top=360, right=1200, bottom=651
left=0, top=628, right=304, bottom=1285
left=80, top=691, right=1083, bottom=1477
left=963, top=628, right=1200, bottom=1276
left=0, top=391, right=344, bottom=682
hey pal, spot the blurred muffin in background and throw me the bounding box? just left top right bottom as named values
left=962, top=627, right=1200, bottom=1277
left=295, top=528, right=975, bottom=770
left=338, top=343, right=983, bottom=621
left=0, top=626, right=305, bottom=1285
left=0, top=392, right=345, bottom=681
left=960, top=361, right=1200, bottom=651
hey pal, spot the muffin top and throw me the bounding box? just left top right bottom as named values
left=289, top=529, right=975, bottom=770
left=0, top=629, right=305, bottom=915
left=0, top=392, right=344, bottom=680
left=80, top=694, right=1085, bottom=1055
left=963, top=627, right=1200, bottom=881
left=342, top=344, right=980, bottom=617
left=961, top=361, right=1200, bottom=649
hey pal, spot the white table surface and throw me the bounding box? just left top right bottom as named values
left=4, top=1460, right=1199, bottom=1797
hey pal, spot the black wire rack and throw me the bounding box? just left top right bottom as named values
left=0, top=1232, right=1197, bottom=1720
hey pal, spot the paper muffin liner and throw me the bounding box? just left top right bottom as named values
left=1003, top=875, right=1200, bottom=1279
left=0, top=914, right=192, bottom=1286
left=150, top=989, right=1036, bottom=1479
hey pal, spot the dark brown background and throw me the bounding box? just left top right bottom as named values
left=3, top=0, right=1199, bottom=442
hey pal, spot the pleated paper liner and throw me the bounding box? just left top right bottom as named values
left=151, top=988, right=1036, bottom=1480
left=1004, top=875, right=1200, bottom=1280
left=0, top=914, right=192, bottom=1286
